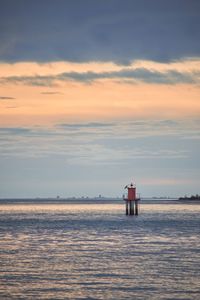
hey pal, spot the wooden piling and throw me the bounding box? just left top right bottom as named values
left=124, top=200, right=140, bottom=216
left=135, top=200, right=138, bottom=215
left=130, top=201, right=135, bottom=215
left=126, top=201, right=129, bottom=215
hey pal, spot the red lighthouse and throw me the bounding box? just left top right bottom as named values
left=123, top=182, right=140, bottom=215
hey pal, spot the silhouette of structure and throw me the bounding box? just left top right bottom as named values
left=123, top=182, right=140, bottom=215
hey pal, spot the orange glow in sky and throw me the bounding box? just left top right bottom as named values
left=0, top=59, right=200, bottom=126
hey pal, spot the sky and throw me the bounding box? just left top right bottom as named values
left=0, top=0, right=200, bottom=198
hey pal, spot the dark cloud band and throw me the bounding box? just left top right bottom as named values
left=0, top=96, right=15, bottom=100
left=0, top=68, right=198, bottom=86
left=0, top=0, right=200, bottom=64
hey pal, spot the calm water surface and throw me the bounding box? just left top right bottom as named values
left=0, top=201, right=199, bottom=299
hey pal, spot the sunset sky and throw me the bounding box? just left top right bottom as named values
left=0, top=0, right=200, bottom=198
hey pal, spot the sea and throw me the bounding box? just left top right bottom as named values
left=0, top=199, right=199, bottom=300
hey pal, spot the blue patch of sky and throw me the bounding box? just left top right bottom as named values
left=0, top=119, right=199, bottom=197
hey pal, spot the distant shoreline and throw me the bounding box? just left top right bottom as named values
left=179, top=196, right=200, bottom=201
left=0, top=197, right=199, bottom=205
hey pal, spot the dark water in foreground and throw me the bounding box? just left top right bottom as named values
left=0, top=201, right=199, bottom=299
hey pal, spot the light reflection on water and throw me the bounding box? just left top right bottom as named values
left=0, top=202, right=200, bottom=299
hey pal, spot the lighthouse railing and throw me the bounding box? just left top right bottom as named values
left=123, top=193, right=141, bottom=201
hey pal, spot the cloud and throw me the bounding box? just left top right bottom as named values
left=59, top=122, right=114, bottom=129
left=1, top=118, right=196, bottom=142
left=0, top=127, right=32, bottom=135
left=1, top=68, right=198, bottom=86
left=40, top=92, right=62, bottom=95
left=0, top=75, right=55, bottom=86
left=0, top=123, right=189, bottom=162
left=59, top=68, right=199, bottom=84
left=0, top=1, right=200, bottom=64
left=0, top=96, right=15, bottom=100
